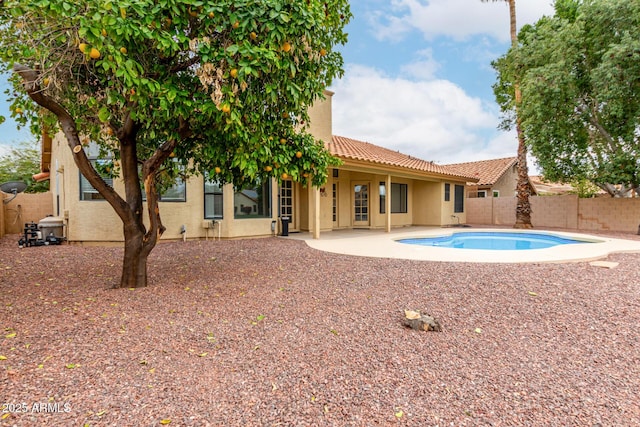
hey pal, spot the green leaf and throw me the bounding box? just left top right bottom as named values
left=98, top=107, right=111, bottom=123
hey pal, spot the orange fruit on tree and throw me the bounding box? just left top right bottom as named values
left=120, top=47, right=127, bottom=54
left=221, top=104, right=231, bottom=114
left=214, top=167, right=221, bottom=174
left=295, top=151, right=302, bottom=158
left=281, top=173, right=288, bottom=180
left=79, top=43, right=88, bottom=53
left=264, top=165, right=272, bottom=172
left=232, top=20, right=239, bottom=29
left=89, top=48, right=101, bottom=59
left=281, top=41, right=291, bottom=52
left=230, top=68, right=238, bottom=78
left=319, top=48, right=327, bottom=56
left=14, top=107, right=23, bottom=114
left=250, top=31, right=257, bottom=40
left=43, top=77, right=50, bottom=87
left=209, top=12, right=214, bottom=18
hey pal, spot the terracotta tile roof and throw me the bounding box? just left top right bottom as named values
left=328, top=136, right=477, bottom=181
left=445, top=157, right=517, bottom=186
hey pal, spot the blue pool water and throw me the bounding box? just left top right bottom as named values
left=398, top=232, right=589, bottom=250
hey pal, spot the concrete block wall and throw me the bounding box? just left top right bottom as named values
left=531, top=195, right=578, bottom=229
left=467, top=195, right=640, bottom=234
left=578, top=197, right=640, bottom=233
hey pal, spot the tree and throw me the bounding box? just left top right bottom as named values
left=483, top=0, right=533, bottom=228
left=0, top=141, right=50, bottom=193
left=0, top=0, right=350, bottom=288
left=493, top=0, right=640, bottom=199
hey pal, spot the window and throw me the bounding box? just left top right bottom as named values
left=140, top=158, right=186, bottom=202
left=234, top=179, right=271, bottom=218
left=379, top=182, right=408, bottom=214
left=493, top=190, right=500, bottom=198
left=204, top=180, right=223, bottom=219
left=454, top=185, right=464, bottom=213
left=444, top=183, right=450, bottom=202
left=141, top=176, right=186, bottom=202
left=477, top=190, right=487, bottom=198
left=159, top=178, right=186, bottom=202
left=80, top=159, right=113, bottom=200
left=279, top=180, right=293, bottom=217
left=391, top=183, right=408, bottom=213
left=332, top=183, right=338, bottom=222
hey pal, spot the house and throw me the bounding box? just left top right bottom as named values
left=42, top=92, right=477, bottom=243
left=446, top=157, right=536, bottom=198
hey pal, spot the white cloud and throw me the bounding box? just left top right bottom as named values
left=329, top=64, right=522, bottom=165
left=400, top=48, right=441, bottom=80
left=369, top=0, right=555, bottom=43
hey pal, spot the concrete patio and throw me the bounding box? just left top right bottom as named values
left=284, top=226, right=640, bottom=263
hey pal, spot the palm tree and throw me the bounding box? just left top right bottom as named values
left=483, top=0, right=532, bottom=228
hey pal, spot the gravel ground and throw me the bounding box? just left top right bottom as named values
left=1, top=230, right=640, bottom=426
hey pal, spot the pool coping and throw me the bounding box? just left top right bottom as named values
left=293, top=227, right=640, bottom=263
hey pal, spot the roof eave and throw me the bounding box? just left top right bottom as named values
left=337, top=157, right=479, bottom=183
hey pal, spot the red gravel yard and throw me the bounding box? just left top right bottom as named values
left=1, top=234, right=639, bottom=426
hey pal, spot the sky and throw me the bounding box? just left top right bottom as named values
left=0, top=0, right=556, bottom=168
left=330, top=0, right=555, bottom=168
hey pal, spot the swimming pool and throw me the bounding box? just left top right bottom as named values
left=299, top=227, right=640, bottom=263
left=397, top=231, right=591, bottom=250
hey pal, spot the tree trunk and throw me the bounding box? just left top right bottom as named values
left=509, top=0, right=533, bottom=229
left=514, top=113, right=533, bottom=228
left=120, top=225, right=149, bottom=288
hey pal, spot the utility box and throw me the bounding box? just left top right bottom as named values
left=38, top=216, right=64, bottom=239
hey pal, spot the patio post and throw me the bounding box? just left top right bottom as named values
left=313, top=186, right=321, bottom=239
left=386, top=174, right=391, bottom=233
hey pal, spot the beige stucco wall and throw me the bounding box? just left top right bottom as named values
left=413, top=181, right=468, bottom=226
left=306, top=91, right=333, bottom=144
left=412, top=181, right=439, bottom=225
left=493, top=164, right=518, bottom=197
left=3, top=192, right=54, bottom=235
left=467, top=195, right=640, bottom=233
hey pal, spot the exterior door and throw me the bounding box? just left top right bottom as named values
left=279, top=179, right=296, bottom=230
left=352, top=182, right=370, bottom=227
